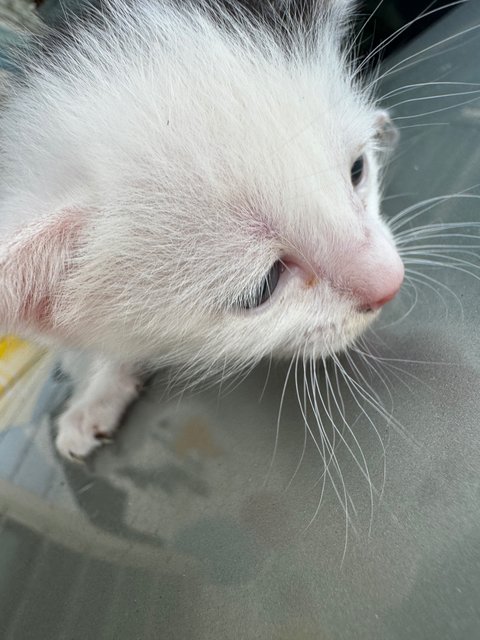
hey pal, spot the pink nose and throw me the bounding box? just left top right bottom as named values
left=340, top=234, right=404, bottom=313
left=324, top=227, right=404, bottom=313
left=360, top=285, right=402, bottom=312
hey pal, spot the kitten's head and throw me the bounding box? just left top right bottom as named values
left=0, top=0, right=403, bottom=374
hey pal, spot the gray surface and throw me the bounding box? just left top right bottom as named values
left=1, top=3, right=480, bottom=639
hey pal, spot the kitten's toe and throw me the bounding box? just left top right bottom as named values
left=55, top=404, right=119, bottom=459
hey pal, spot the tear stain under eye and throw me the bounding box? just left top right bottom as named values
left=304, top=276, right=319, bottom=289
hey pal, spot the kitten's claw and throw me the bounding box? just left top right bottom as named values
left=68, top=451, right=87, bottom=464
left=93, top=430, right=114, bottom=443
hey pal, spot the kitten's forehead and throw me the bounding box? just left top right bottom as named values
left=18, top=0, right=372, bottom=214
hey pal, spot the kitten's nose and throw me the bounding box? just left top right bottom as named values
left=336, top=230, right=404, bottom=313
left=356, top=251, right=404, bottom=312
left=360, top=286, right=402, bottom=312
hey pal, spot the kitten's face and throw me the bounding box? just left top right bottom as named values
left=0, top=0, right=404, bottom=372
left=171, top=117, right=404, bottom=368
left=233, top=135, right=404, bottom=363
left=77, top=96, right=403, bottom=371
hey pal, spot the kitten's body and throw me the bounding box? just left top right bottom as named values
left=0, top=0, right=404, bottom=458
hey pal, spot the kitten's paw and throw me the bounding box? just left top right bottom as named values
left=55, top=402, right=120, bottom=460
left=54, top=359, right=141, bottom=460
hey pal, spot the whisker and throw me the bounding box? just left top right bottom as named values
left=392, top=94, right=480, bottom=120
left=357, top=0, right=465, bottom=78
left=265, top=350, right=297, bottom=487
left=376, top=279, right=419, bottom=330
left=380, top=80, right=480, bottom=102
left=303, top=357, right=353, bottom=563
left=386, top=87, right=480, bottom=111
left=366, top=13, right=479, bottom=87
left=323, top=355, right=378, bottom=537
left=406, top=257, right=480, bottom=283
left=332, top=353, right=420, bottom=449
left=390, top=192, right=480, bottom=232
left=259, top=354, right=274, bottom=402
left=403, top=269, right=458, bottom=317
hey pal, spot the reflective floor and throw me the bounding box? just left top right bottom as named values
left=1, top=3, right=480, bottom=639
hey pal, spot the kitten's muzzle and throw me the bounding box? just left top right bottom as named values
left=331, top=230, right=405, bottom=313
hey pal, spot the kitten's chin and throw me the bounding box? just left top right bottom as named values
left=320, top=310, right=379, bottom=355
left=274, top=309, right=379, bottom=360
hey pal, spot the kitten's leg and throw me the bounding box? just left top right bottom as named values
left=55, top=356, right=141, bottom=460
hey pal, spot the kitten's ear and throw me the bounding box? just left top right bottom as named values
left=375, top=109, right=399, bottom=151
left=0, top=209, right=83, bottom=336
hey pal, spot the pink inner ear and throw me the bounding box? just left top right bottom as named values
left=0, top=208, right=84, bottom=335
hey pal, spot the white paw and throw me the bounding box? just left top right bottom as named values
left=55, top=401, right=121, bottom=460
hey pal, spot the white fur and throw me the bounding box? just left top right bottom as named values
left=0, top=0, right=404, bottom=457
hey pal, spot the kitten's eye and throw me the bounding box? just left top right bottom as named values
left=350, top=154, right=365, bottom=187
left=240, top=260, right=284, bottom=310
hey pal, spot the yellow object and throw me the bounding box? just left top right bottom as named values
left=0, top=336, right=45, bottom=396
left=0, top=336, right=54, bottom=429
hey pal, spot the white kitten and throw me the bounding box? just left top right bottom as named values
left=0, top=0, right=403, bottom=459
